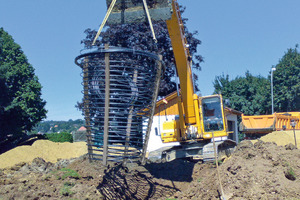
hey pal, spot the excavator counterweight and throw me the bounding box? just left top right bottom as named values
left=106, top=0, right=173, bottom=24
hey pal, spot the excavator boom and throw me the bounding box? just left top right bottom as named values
left=165, top=1, right=196, bottom=124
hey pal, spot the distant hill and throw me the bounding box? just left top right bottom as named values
left=30, top=119, right=85, bottom=134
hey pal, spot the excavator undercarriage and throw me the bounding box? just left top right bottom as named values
left=160, top=139, right=236, bottom=162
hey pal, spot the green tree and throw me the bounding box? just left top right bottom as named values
left=45, top=132, right=73, bottom=143
left=0, top=28, right=47, bottom=141
left=81, top=5, right=203, bottom=96
left=213, top=71, right=271, bottom=115
left=273, top=45, right=300, bottom=112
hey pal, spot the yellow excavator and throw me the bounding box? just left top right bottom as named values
left=103, top=0, right=236, bottom=162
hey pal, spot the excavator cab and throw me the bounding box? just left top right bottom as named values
left=201, top=96, right=225, bottom=132
left=105, top=0, right=173, bottom=24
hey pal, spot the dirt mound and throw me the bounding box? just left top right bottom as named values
left=0, top=140, right=87, bottom=169
left=0, top=132, right=300, bottom=199
left=254, top=130, right=300, bottom=146
left=0, top=155, right=194, bottom=199
left=0, top=155, right=103, bottom=200
left=172, top=140, right=300, bottom=200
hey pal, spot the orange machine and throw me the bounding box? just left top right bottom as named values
left=240, top=112, right=300, bottom=138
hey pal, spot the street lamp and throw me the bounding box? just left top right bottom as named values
left=271, top=67, right=276, bottom=114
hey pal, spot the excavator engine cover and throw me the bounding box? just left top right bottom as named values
left=106, top=0, right=173, bottom=24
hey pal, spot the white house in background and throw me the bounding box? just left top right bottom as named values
left=146, top=91, right=242, bottom=153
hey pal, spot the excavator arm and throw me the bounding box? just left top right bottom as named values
left=165, top=1, right=196, bottom=125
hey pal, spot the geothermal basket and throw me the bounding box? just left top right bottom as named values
left=75, top=46, right=163, bottom=165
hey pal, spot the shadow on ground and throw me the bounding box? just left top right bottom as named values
left=97, top=161, right=186, bottom=200
left=0, top=135, right=43, bottom=154
left=144, top=159, right=196, bottom=182
left=97, top=159, right=197, bottom=199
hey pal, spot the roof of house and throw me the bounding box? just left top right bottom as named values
left=78, top=126, right=87, bottom=131
left=224, top=107, right=243, bottom=115
left=156, top=91, right=178, bottom=107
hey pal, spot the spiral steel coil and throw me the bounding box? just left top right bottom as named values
left=75, top=47, right=163, bottom=163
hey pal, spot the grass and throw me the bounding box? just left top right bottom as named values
left=285, top=167, right=296, bottom=181
left=197, top=178, right=203, bottom=182
left=60, top=182, right=75, bottom=196
left=213, top=160, right=223, bottom=165
left=49, top=168, right=81, bottom=180
left=284, top=162, right=296, bottom=181
left=59, top=168, right=81, bottom=180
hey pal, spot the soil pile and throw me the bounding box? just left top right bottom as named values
left=0, top=140, right=87, bottom=169
left=0, top=155, right=193, bottom=199
left=172, top=140, right=300, bottom=200
left=0, top=132, right=300, bottom=199
left=253, top=130, right=300, bottom=146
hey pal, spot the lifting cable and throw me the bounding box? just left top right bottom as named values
left=142, top=0, right=157, bottom=43
left=92, top=0, right=117, bottom=46
left=212, top=132, right=226, bottom=200
left=92, top=0, right=158, bottom=45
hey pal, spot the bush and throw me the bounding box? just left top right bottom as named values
left=45, top=132, right=73, bottom=143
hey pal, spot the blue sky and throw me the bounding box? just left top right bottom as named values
left=1, top=0, right=299, bottom=120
